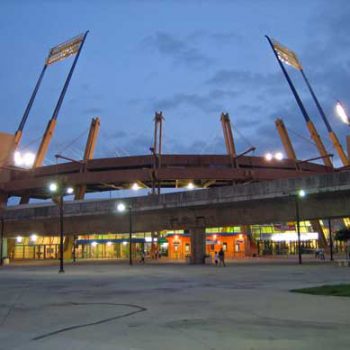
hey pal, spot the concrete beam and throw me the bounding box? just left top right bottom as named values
left=2, top=171, right=350, bottom=237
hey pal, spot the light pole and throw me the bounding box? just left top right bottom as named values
left=295, top=189, right=306, bottom=265
left=117, top=202, right=133, bottom=265
left=0, top=217, right=4, bottom=266
left=49, top=182, right=74, bottom=273
left=328, top=218, right=333, bottom=261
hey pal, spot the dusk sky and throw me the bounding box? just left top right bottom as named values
left=1, top=0, right=350, bottom=167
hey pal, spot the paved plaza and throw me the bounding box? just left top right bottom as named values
left=0, top=260, right=349, bottom=350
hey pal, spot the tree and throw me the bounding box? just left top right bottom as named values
left=335, top=228, right=350, bottom=260
left=335, top=229, right=350, bottom=242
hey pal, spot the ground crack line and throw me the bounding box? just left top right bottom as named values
left=32, top=302, right=147, bottom=341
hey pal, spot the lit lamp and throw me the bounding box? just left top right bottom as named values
left=335, top=101, right=350, bottom=126
left=117, top=202, right=133, bottom=265
left=49, top=182, right=74, bottom=273
left=295, top=189, right=306, bottom=264
left=131, top=183, right=141, bottom=191
left=13, top=151, right=35, bottom=168
left=186, top=182, right=195, bottom=190
left=335, top=101, right=350, bottom=160
left=265, top=152, right=284, bottom=161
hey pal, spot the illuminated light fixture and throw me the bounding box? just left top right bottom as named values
left=335, top=101, right=350, bottom=125
left=66, top=187, right=74, bottom=195
left=186, top=182, right=195, bottom=190
left=271, top=38, right=302, bottom=70
left=13, top=151, right=35, bottom=168
left=122, top=241, right=127, bottom=245
left=298, top=189, right=306, bottom=198
left=271, top=232, right=318, bottom=242
left=106, top=241, right=112, bottom=246
left=174, top=235, right=179, bottom=240
left=91, top=241, right=98, bottom=247
left=46, top=33, right=85, bottom=65
left=274, top=152, right=284, bottom=161
left=131, top=183, right=141, bottom=191
left=49, top=183, right=58, bottom=192
left=117, top=203, right=126, bottom=212
left=16, top=236, right=23, bottom=243
left=30, top=234, right=38, bottom=242
left=264, top=153, right=273, bottom=161
left=213, top=234, right=217, bottom=240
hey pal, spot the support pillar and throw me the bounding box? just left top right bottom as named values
left=190, top=227, right=206, bottom=264
left=241, top=225, right=257, bottom=256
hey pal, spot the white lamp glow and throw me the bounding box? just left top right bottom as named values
left=274, top=152, right=284, bottom=161
left=49, top=183, right=58, bottom=192
left=117, top=203, right=126, bottom=212
left=264, top=153, right=273, bottom=161
left=335, top=101, right=350, bottom=125
left=298, top=189, right=306, bottom=198
left=14, top=151, right=35, bottom=168
left=131, top=183, right=141, bottom=191
left=186, top=182, right=195, bottom=190
left=66, top=187, right=74, bottom=194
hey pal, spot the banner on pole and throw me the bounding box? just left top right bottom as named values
left=46, top=33, right=85, bottom=65
left=272, top=38, right=302, bottom=70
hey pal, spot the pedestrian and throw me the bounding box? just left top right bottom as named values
left=218, top=248, right=225, bottom=267
left=139, top=250, right=145, bottom=264
left=214, top=251, right=219, bottom=266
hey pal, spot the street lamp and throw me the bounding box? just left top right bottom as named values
left=295, top=189, right=306, bottom=264
left=49, top=181, right=74, bottom=273
left=117, top=202, right=133, bottom=265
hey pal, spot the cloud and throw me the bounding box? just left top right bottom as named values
left=142, top=32, right=213, bottom=69
left=154, top=93, right=221, bottom=113
left=187, top=30, right=244, bottom=47
left=152, top=89, right=238, bottom=113
left=82, top=107, right=103, bottom=115
left=206, top=69, right=282, bottom=91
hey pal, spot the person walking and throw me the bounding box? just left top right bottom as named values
left=214, top=251, right=219, bottom=266
left=218, top=248, right=225, bottom=267
left=139, top=250, right=145, bottom=264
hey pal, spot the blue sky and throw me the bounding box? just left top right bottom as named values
left=1, top=0, right=350, bottom=167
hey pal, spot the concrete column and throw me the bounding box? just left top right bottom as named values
left=190, top=227, right=206, bottom=264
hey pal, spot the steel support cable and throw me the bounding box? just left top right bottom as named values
left=231, top=125, right=254, bottom=149
left=56, top=127, right=89, bottom=155
left=288, top=126, right=336, bottom=151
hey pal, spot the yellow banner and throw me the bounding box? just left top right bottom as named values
left=272, top=39, right=302, bottom=70
left=46, top=33, right=84, bottom=65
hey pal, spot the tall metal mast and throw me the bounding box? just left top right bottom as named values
left=265, top=35, right=333, bottom=168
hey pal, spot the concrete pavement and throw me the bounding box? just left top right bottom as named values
left=0, top=260, right=349, bottom=350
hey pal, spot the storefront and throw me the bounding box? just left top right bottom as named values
left=256, top=231, right=319, bottom=255
left=75, top=238, right=147, bottom=259
left=166, top=232, right=247, bottom=260
left=10, top=235, right=60, bottom=260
